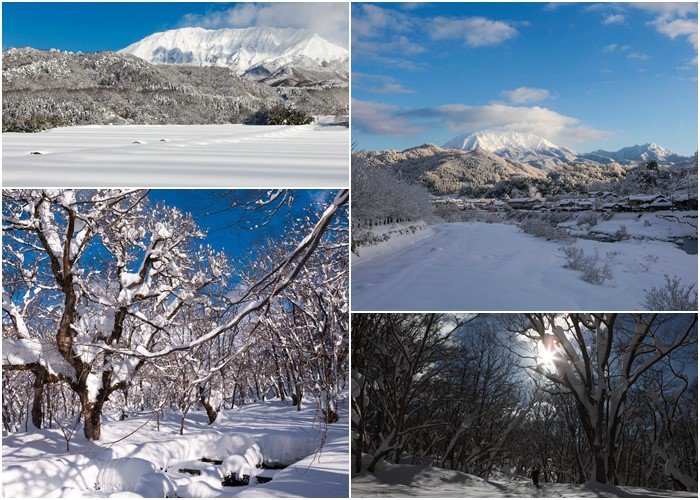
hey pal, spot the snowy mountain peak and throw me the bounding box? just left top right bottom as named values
left=583, top=142, right=688, bottom=164
left=444, top=130, right=565, bottom=153
left=120, top=26, right=348, bottom=75
left=443, top=130, right=578, bottom=170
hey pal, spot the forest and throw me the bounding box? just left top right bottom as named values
left=2, top=189, right=349, bottom=441
left=352, top=313, right=697, bottom=496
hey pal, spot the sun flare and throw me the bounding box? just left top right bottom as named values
left=537, top=343, right=556, bottom=370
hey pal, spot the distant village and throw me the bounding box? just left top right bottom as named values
left=434, top=190, right=698, bottom=213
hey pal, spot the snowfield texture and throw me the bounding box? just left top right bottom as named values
left=2, top=399, right=348, bottom=498
left=2, top=124, right=348, bottom=187
left=351, top=222, right=697, bottom=311
left=121, top=27, right=348, bottom=75
left=353, top=460, right=696, bottom=498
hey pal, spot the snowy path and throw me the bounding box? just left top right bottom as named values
left=2, top=400, right=349, bottom=497
left=3, top=124, right=348, bottom=187
left=351, top=222, right=696, bottom=311
left=352, top=462, right=696, bottom=497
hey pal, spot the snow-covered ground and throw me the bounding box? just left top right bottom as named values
left=560, top=211, right=697, bottom=241
left=2, top=399, right=348, bottom=498
left=353, top=461, right=695, bottom=498
left=351, top=222, right=697, bottom=311
left=2, top=124, right=348, bottom=187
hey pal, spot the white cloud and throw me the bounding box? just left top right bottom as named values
left=408, top=103, right=607, bottom=144
left=178, top=3, right=349, bottom=47
left=603, top=14, right=625, bottom=25
left=501, top=87, right=551, bottom=104
left=430, top=16, right=518, bottom=46
left=352, top=4, right=414, bottom=40
left=650, top=17, right=698, bottom=48
left=602, top=43, right=631, bottom=53
left=355, top=100, right=608, bottom=145
left=627, top=51, right=649, bottom=60
left=631, top=3, right=698, bottom=53
left=354, top=73, right=414, bottom=94
left=352, top=99, right=422, bottom=136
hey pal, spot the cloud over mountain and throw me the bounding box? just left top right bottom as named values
left=178, top=2, right=349, bottom=48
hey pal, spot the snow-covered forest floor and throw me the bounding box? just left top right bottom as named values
left=2, top=124, right=348, bottom=187
left=351, top=220, right=696, bottom=311
left=2, top=399, right=349, bottom=498
left=352, top=461, right=696, bottom=498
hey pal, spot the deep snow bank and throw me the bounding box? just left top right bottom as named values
left=2, top=399, right=348, bottom=498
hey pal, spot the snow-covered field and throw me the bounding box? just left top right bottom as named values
left=351, top=222, right=697, bottom=311
left=353, top=461, right=695, bottom=498
left=2, top=399, right=348, bottom=498
left=2, top=124, right=348, bottom=187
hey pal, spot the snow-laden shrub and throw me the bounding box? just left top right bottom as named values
left=521, top=220, right=572, bottom=242
left=613, top=225, right=630, bottom=241
left=577, top=211, right=598, bottom=227
left=643, top=275, right=698, bottom=311
left=95, top=457, right=175, bottom=497
left=560, top=246, right=613, bottom=286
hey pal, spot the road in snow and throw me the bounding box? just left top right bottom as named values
left=3, top=124, right=348, bottom=187
left=351, top=222, right=697, bottom=311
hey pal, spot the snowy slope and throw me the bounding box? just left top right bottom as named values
left=443, top=130, right=579, bottom=169
left=351, top=222, right=696, bottom=311
left=2, top=399, right=349, bottom=498
left=2, top=124, right=349, bottom=187
left=120, top=27, right=348, bottom=75
left=353, top=460, right=695, bottom=497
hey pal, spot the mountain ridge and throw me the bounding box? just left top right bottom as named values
left=120, top=26, right=348, bottom=77
left=443, top=130, right=691, bottom=167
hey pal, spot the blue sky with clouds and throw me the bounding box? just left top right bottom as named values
left=352, top=2, right=698, bottom=155
left=2, top=2, right=349, bottom=50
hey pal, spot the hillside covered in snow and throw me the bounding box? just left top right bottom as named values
left=2, top=45, right=348, bottom=132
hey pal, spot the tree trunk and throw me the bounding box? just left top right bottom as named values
left=82, top=403, right=102, bottom=441
left=199, top=390, right=218, bottom=424
left=31, top=371, right=46, bottom=429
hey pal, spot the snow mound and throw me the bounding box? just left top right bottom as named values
left=95, top=457, right=174, bottom=497
left=220, top=454, right=255, bottom=480
left=175, top=481, right=224, bottom=498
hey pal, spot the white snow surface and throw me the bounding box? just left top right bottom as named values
left=351, top=222, right=697, bottom=311
left=353, top=460, right=696, bottom=497
left=2, top=399, right=349, bottom=498
left=2, top=124, right=348, bottom=187
left=120, top=27, right=348, bottom=74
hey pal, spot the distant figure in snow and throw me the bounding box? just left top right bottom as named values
left=530, top=465, right=540, bottom=489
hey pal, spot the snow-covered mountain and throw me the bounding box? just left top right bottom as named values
left=581, top=143, right=690, bottom=165
left=444, top=130, right=579, bottom=170
left=444, top=131, right=691, bottom=168
left=120, top=27, right=348, bottom=76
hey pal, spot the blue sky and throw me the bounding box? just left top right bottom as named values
left=149, top=189, right=342, bottom=271
left=1, top=2, right=349, bottom=50
left=352, top=2, right=698, bottom=155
